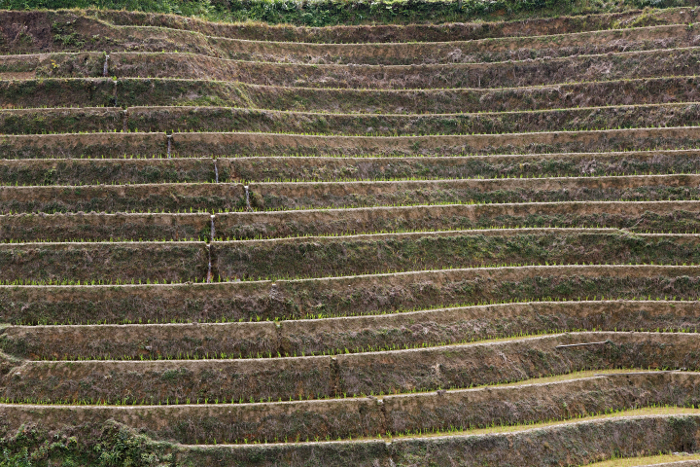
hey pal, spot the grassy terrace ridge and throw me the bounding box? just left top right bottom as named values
left=0, top=413, right=698, bottom=467
left=7, top=48, right=700, bottom=93
left=4, top=150, right=700, bottom=185
left=1, top=300, right=700, bottom=359
left=8, top=228, right=700, bottom=283
left=9, top=47, right=700, bottom=90
left=5, top=126, right=700, bottom=158
left=11, top=101, right=700, bottom=135
left=3, top=332, right=700, bottom=405
left=40, top=6, right=698, bottom=39
left=0, top=156, right=220, bottom=185
left=8, top=76, right=700, bottom=113
left=2, top=371, right=700, bottom=444
left=4, top=173, right=700, bottom=214
left=1, top=264, right=699, bottom=324
left=221, top=150, right=700, bottom=181
left=2, top=16, right=699, bottom=63
left=4, top=200, right=700, bottom=242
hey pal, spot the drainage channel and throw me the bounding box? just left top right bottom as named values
left=206, top=214, right=215, bottom=283
left=159, top=135, right=246, bottom=282
left=244, top=185, right=251, bottom=211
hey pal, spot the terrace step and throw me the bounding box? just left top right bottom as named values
left=2, top=301, right=698, bottom=360
left=3, top=174, right=700, bottom=214
left=0, top=371, right=696, bottom=445
left=6, top=102, right=700, bottom=136
left=7, top=76, right=700, bottom=113
left=0, top=240, right=208, bottom=283
left=92, top=7, right=695, bottom=42
left=3, top=126, right=700, bottom=158
left=6, top=47, right=700, bottom=89
left=2, top=264, right=698, bottom=324
left=6, top=16, right=698, bottom=65
left=7, top=228, right=700, bottom=283
left=0, top=157, right=217, bottom=186
left=223, top=151, right=700, bottom=182
left=209, top=230, right=700, bottom=280
left=119, top=413, right=700, bottom=466
left=0, top=211, right=210, bottom=241
left=0, top=152, right=668, bottom=186
left=0, top=410, right=698, bottom=466
left=1, top=150, right=700, bottom=186
left=0, top=132, right=165, bottom=159
left=165, top=126, right=700, bottom=157
left=3, top=8, right=696, bottom=54
left=4, top=200, right=700, bottom=242
left=214, top=200, right=700, bottom=239
left=1, top=332, right=699, bottom=404
left=243, top=173, right=700, bottom=210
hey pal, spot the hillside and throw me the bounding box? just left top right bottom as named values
left=4, top=2, right=700, bottom=466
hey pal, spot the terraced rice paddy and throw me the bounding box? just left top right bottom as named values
left=5, top=3, right=700, bottom=466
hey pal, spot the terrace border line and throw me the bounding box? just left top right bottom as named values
left=8, top=101, right=700, bottom=136
left=9, top=45, right=700, bottom=90
left=92, top=7, right=697, bottom=42
left=6, top=332, right=700, bottom=405
left=2, top=263, right=700, bottom=324
left=7, top=75, right=700, bottom=113
left=3, top=19, right=698, bottom=65
left=5, top=125, right=700, bottom=158
left=8, top=148, right=700, bottom=187
left=0, top=371, right=699, bottom=445
left=5, top=172, right=700, bottom=214
left=7, top=228, right=700, bottom=283
left=4, top=300, right=700, bottom=360
left=169, top=126, right=700, bottom=156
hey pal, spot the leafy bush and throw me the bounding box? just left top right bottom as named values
left=0, top=422, right=172, bottom=467
left=0, top=0, right=685, bottom=26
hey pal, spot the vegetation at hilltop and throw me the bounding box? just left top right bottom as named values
left=0, top=0, right=693, bottom=26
